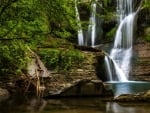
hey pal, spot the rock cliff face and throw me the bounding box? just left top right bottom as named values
left=35, top=47, right=111, bottom=97
left=132, top=7, right=150, bottom=81
left=77, top=0, right=150, bottom=81
left=132, top=42, right=150, bottom=81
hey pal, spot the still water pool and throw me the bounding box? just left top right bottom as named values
left=105, top=81, right=150, bottom=96
left=0, top=81, right=150, bottom=113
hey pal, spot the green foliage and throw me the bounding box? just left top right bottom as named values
left=0, top=0, right=77, bottom=40
left=103, top=0, right=112, bottom=7
left=106, top=27, right=117, bottom=39
left=0, top=40, right=29, bottom=76
left=0, top=0, right=79, bottom=76
left=101, top=12, right=116, bottom=22
left=54, top=30, right=72, bottom=39
left=144, top=27, right=150, bottom=42
left=145, top=36, right=150, bottom=42
left=0, top=0, right=49, bottom=39
left=142, top=0, right=150, bottom=9
left=39, top=0, right=76, bottom=39
left=38, top=48, right=84, bottom=71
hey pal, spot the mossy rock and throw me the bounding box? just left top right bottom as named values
left=144, top=27, right=150, bottom=42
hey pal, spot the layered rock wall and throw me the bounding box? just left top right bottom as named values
left=132, top=43, right=150, bottom=81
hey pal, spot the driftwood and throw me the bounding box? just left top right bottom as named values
left=23, top=47, right=50, bottom=96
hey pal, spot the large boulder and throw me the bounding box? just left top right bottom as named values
left=114, top=90, right=150, bottom=102
left=44, top=79, right=113, bottom=97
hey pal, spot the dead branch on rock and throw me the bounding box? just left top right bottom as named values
left=23, top=47, right=51, bottom=97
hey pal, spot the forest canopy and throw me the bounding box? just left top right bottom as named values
left=0, top=0, right=77, bottom=76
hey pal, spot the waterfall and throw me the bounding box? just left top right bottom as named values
left=76, top=0, right=100, bottom=47
left=105, top=0, right=136, bottom=82
left=75, top=0, right=84, bottom=46
left=87, top=1, right=97, bottom=47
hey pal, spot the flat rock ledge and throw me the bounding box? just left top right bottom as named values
left=114, top=90, right=150, bottom=102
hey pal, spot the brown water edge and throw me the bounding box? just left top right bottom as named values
left=0, top=81, right=150, bottom=113
left=0, top=95, right=150, bottom=113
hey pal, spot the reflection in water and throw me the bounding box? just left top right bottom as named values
left=0, top=82, right=150, bottom=113
left=106, top=102, right=150, bottom=113
left=28, top=98, right=47, bottom=113
left=0, top=97, right=150, bottom=113
left=113, top=83, right=132, bottom=96
left=106, top=102, right=135, bottom=113
left=0, top=96, right=47, bottom=113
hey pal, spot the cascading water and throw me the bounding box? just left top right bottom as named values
left=87, top=1, right=97, bottom=47
left=76, top=0, right=101, bottom=47
left=105, top=0, right=136, bottom=82
left=75, top=0, right=84, bottom=46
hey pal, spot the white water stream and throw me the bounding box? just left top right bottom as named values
left=105, top=0, right=136, bottom=82
left=75, top=0, right=84, bottom=46
left=87, top=1, right=97, bottom=47
left=76, top=0, right=99, bottom=47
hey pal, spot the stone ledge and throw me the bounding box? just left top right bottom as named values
left=114, top=90, right=150, bottom=102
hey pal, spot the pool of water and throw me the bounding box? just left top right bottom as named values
left=0, top=81, right=150, bottom=113
left=0, top=97, right=150, bottom=113
left=105, top=81, right=150, bottom=96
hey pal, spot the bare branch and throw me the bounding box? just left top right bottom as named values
left=136, top=0, right=144, bottom=15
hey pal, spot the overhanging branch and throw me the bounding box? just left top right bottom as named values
left=135, top=0, right=144, bottom=15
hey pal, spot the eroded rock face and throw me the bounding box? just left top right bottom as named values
left=114, top=90, right=150, bottom=102
left=132, top=5, right=150, bottom=81
left=132, top=43, right=150, bottom=81
left=42, top=48, right=112, bottom=97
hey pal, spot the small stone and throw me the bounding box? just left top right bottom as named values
left=0, top=88, right=9, bottom=97
left=77, top=69, right=84, bottom=72
left=0, top=88, right=9, bottom=102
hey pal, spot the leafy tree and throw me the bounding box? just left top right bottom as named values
left=0, top=0, right=79, bottom=76
left=38, top=0, right=77, bottom=39
left=0, top=40, right=29, bottom=76
left=0, top=0, right=49, bottom=76
left=0, top=0, right=49, bottom=39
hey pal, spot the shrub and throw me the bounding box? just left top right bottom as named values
left=0, top=40, right=29, bottom=76
left=38, top=48, right=84, bottom=71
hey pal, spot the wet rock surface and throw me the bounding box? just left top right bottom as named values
left=114, top=90, right=150, bottom=102
left=133, top=43, right=150, bottom=81
left=44, top=79, right=113, bottom=97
